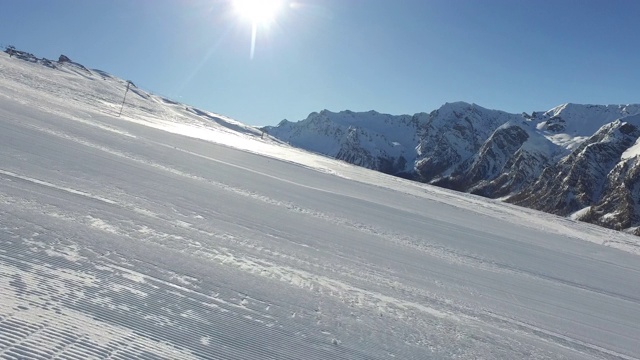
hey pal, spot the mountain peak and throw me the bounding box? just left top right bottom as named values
left=545, top=103, right=640, bottom=120
left=437, top=101, right=475, bottom=113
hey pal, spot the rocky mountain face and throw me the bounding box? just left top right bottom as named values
left=264, top=102, right=640, bottom=235
left=267, top=110, right=427, bottom=176
left=584, top=155, right=640, bottom=235
left=414, top=103, right=524, bottom=182
left=509, top=117, right=640, bottom=213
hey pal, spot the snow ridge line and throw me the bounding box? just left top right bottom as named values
left=0, top=169, right=116, bottom=205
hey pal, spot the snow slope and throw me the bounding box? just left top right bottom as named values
left=1, top=51, right=640, bottom=359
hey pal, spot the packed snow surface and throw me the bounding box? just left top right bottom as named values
left=1, top=52, right=640, bottom=359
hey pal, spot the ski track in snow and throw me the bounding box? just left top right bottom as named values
left=1, top=52, right=640, bottom=359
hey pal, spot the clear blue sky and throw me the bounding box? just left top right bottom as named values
left=2, top=0, right=639, bottom=126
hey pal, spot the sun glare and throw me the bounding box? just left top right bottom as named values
left=231, top=0, right=285, bottom=59
left=233, top=0, right=283, bottom=26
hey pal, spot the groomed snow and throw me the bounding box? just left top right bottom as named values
left=1, top=52, right=640, bottom=359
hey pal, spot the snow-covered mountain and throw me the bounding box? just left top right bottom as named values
left=531, top=103, right=640, bottom=150
left=268, top=110, right=425, bottom=176
left=413, top=102, right=524, bottom=182
left=444, top=120, right=557, bottom=198
left=511, top=116, right=640, bottom=232
left=584, top=153, right=640, bottom=231
left=266, top=102, right=640, bottom=234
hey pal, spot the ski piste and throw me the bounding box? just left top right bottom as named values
left=0, top=49, right=639, bottom=359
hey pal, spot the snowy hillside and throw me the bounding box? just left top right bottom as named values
left=266, top=99, right=640, bottom=235
left=2, top=48, right=640, bottom=359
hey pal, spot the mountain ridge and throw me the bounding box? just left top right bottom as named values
left=265, top=102, right=640, bottom=235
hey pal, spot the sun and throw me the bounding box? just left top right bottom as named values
left=231, top=0, right=285, bottom=59
left=233, top=0, right=283, bottom=26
